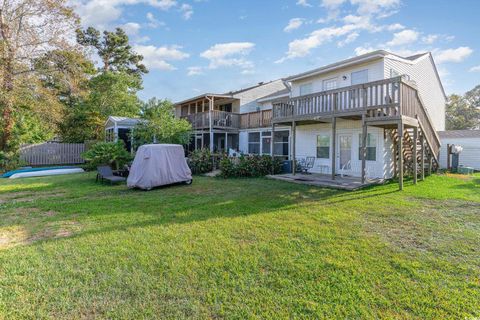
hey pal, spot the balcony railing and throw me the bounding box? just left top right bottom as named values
left=182, top=109, right=273, bottom=130
left=273, top=77, right=440, bottom=160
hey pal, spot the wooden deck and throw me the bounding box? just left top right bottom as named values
left=267, top=173, right=384, bottom=191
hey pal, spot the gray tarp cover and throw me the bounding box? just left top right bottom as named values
left=127, top=144, right=192, bottom=190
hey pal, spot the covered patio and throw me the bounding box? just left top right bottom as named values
left=267, top=173, right=385, bottom=191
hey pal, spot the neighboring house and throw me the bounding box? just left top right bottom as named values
left=174, top=79, right=291, bottom=158
left=177, top=50, right=445, bottom=189
left=438, top=130, right=480, bottom=170
left=105, top=116, right=143, bottom=152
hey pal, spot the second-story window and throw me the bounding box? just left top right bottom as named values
left=351, top=69, right=368, bottom=85
left=323, top=78, right=337, bottom=91
left=299, top=83, right=313, bottom=96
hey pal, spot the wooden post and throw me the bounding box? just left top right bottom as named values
left=208, top=96, right=214, bottom=153
left=292, top=121, right=296, bottom=175
left=428, top=155, right=432, bottom=176
left=225, top=132, right=228, bottom=152
left=413, top=126, right=418, bottom=185
left=271, top=123, right=276, bottom=174
left=398, top=121, right=404, bottom=191
left=420, top=133, right=425, bottom=181
left=361, top=115, right=367, bottom=184
left=331, top=117, right=337, bottom=180
left=446, top=143, right=451, bottom=170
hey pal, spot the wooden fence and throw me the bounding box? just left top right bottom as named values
left=19, top=143, right=86, bottom=166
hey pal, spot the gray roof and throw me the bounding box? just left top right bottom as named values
left=438, top=130, right=480, bottom=139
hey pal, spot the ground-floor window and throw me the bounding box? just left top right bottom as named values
left=105, top=128, right=115, bottom=142
left=248, top=132, right=260, bottom=154
left=247, top=130, right=290, bottom=156
left=358, top=133, right=377, bottom=161
left=316, top=134, right=330, bottom=159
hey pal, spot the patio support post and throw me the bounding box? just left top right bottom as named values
left=420, top=133, right=425, bottom=181
left=225, top=131, right=228, bottom=152
left=292, top=121, right=296, bottom=175
left=361, top=115, right=367, bottom=184
left=208, top=96, right=214, bottom=153
left=413, top=126, right=418, bottom=185
left=331, top=117, right=336, bottom=180
left=398, top=121, right=404, bottom=191
left=428, top=155, right=432, bottom=176
left=271, top=123, right=276, bottom=174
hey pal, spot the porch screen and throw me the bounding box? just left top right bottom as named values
left=358, top=133, right=377, bottom=161
left=274, top=131, right=289, bottom=156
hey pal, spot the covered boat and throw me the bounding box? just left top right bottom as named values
left=127, top=144, right=192, bottom=190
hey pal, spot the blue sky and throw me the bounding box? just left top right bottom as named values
left=72, top=0, right=480, bottom=102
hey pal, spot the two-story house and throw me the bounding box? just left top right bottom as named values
left=176, top=50, right=445, bottom=190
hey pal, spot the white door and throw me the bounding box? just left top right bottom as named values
left=337, top=134, right=352, bottom=174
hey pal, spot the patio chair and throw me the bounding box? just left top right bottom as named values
left=296, top=157, right=315, bottom=174
left=96, top=165, right=126, bottom=184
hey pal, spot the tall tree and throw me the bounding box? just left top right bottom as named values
left=0, top=0, right=78, bottom=150
left=132, top=98, right=192, bottom=148
left=76, top=27, right=148, bottom=76
left=446, top=93, right=480, bottom=130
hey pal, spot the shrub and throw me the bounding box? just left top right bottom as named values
left=188, top=149, right=213, bottom=174
left=219, top=155, right=282, bottom=178
left=0, top=151, right=26, bottom=173
left=82, top=141, right=132, bottom=171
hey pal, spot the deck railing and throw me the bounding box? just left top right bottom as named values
left=183, top=110, right=273, bottom=130
left=240, top=110, right=272, bottom=129
left=273, top=77, right=441, bottom=160
left=182, top=110, right=240, bottom=130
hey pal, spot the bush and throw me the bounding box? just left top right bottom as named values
left=219, top=155, right=282, bottom=178
left=81, top=141, right=132, bottom=171
left=188, top=149, right=213, bottom=174
left=0, top=151, right=26, bottom=173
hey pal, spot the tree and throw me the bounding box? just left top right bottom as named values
left=61, top=71, right=143, bottom=143
left=76, top=27, right=148, bottom=76
left=446, top=92, right=480, bottom=130
left=0, top=0, right=78, bottom=150
left=132, top=98, right=192, bottom=148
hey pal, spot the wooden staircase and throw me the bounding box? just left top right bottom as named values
left=389, top=127, right=438, bottom=179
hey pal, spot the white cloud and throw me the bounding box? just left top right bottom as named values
left=321, top=0, right=347, bottom=9
left=386, top=29, right=419, bottom=46
left=146, top=12, right=165, bottom=28
left=350, top=0, right=401, bottom=16
left=337, top=32, right=359, bottom=47
left=435, top=47, right=473, bottom=63
left=200, top=42, right=255, bottom=70
left=469, top=65, right=480, bottom=72
left=122, top=22, right=141, bottom=36
left=187, top=66, right=204, bottom=76
left=284, top=18, right=304, bottom=32
left=422, top=34, right=438, bottom=44
left=180, top=3, right=193, bottom=20
left=386, top=23, right=404, bottom=31
left=133, top=44, right=189, bottom=70
left=296, top=0, right=312, bottom=7
left=71, top=0, right=181, bottom=29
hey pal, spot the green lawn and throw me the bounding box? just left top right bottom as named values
left=0, top=173, right=479, bottom=319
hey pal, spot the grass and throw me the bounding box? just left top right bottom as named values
left=0, top=172, right=479, bottom=319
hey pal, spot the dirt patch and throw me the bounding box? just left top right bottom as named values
left=362, top=198, right=480, bottom=255
left=0, top=190, right=66, bottom=204
left=444, top=172, right=474, bottom=181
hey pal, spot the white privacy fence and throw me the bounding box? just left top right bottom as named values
left=19, top=143, right=86, bottom=166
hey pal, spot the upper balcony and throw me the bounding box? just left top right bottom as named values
left=273, top=76, right=441, bottom=160
left=182, top=110, right=272, bottom=131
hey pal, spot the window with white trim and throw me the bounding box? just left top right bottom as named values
left=351, top=69, right=368, bottom=85
left=261, top=131, right=272, bottom=155
left=358, top=133, right=377, bottom=161
left=299, top=83, right=313, bottom=96
left=248, top=132, right=260, bottom=154
left=274, top=131, right=289, bottom=156
left=323, top=78, right=337, bottom=91
left=316, top=135, right=330, bottom=159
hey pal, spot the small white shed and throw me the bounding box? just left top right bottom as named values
left=105, top=116, right=143, bottom=152
left=438, top=130, right=480, bottom=170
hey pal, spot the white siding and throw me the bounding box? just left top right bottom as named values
left=235, top=80, right=287, bottom=114
left=294, top=120, right=394, bottom=179
left=384, top=54, right=446, bottom=131
left=290, top=59, right=384, bottom=97
left=439, top=137, right=480, bottom=170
